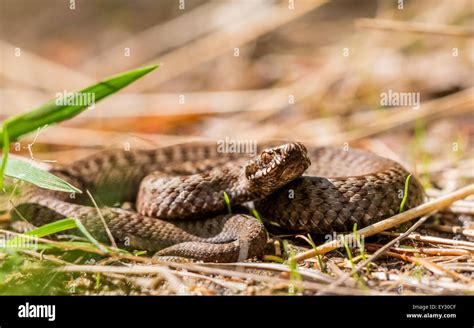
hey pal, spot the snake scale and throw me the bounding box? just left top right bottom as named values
left=13, top=142, right=424, bottom=262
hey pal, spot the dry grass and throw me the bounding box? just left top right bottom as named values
left=0, top=0, right=473, bottom=295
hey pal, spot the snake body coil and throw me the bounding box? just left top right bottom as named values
left=13, top=142, right=424, bottom=262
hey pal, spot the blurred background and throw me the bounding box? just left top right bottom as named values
left=0, top=0, right=473, bottom=192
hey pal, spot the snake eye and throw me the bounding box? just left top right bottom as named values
left=261, top=151, right=273, bottom=164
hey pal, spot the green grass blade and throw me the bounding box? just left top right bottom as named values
left=3, top=157, right=81, bottom=193
left=0, top=124, right=10, bottom=187
left=223, top=191, right=232, bottom=214
left=0, top=64, right=159, bottom=145
left=23, top=218, right=78, bottom=238
left=4, top=218, right=77, bottom=249
left=399, top=174, right=412, bottom=213
left=5, top=217, right=108, bottom=253
left=0, top=64, right=158, bottom=189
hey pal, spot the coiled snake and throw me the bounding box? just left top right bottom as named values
left=13, top=142, right=424, bottom=262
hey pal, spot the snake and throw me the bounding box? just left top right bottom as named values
left=12, top=142, right=425, bottom=262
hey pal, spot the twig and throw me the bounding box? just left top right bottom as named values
left=317, top=215, right=431, bottom=294
left=366, top=244, right=472, bottom=256
left=380, top=231, right=474, bottom=248
left=202, top=262, right=335, bottom=284
left=423, top=224, right=474, bottom=238
left=356, top=18, right=474, bottom=37
left=20, top=249, right=134, bottom=285
left=57, top=263, right=375, bottom=295
left=366, top=246, right=473, bottom=284
left=373, top=272, right=472, bottom=294
left=173, top=270, right=248, bottom=292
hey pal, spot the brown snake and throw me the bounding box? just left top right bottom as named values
left=13, top=142, right=424, bottom=262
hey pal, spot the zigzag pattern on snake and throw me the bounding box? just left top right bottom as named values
left=12, top=142, right=424, bottom=262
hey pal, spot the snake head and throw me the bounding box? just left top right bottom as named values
left=245, top=142, right=310, bottom=194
